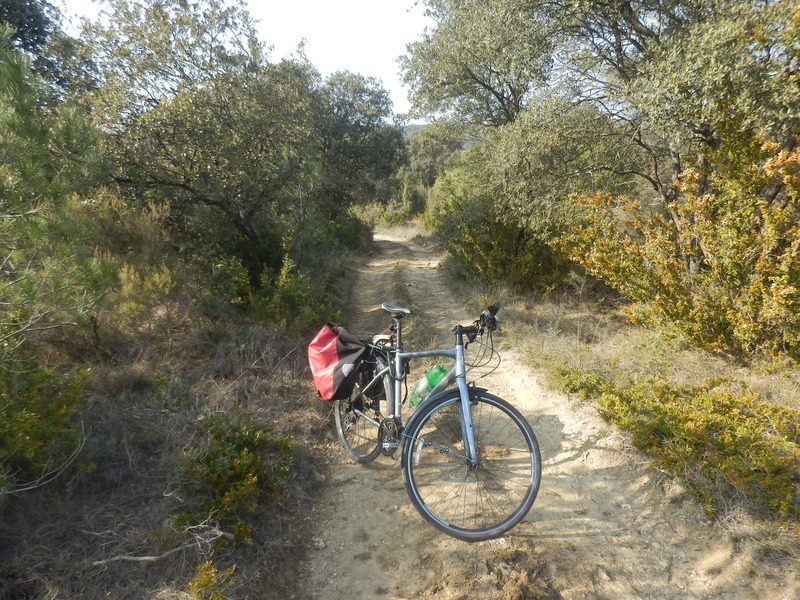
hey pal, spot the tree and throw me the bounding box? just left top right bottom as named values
left=556, top=0, right=800, bottom=357
left=562, top=143, right=800, bottom=358
left=318, top=71, right=405, bottom=210
left=76, top=0, right=293, bottom=289
left=78, top=0, right=404, bottom=313
left=627, top=1, right=800, bottom=151
left=1, top=24, right=110, bottom=353
left=426, top=95, right=633, bottom=288
left=399, top=121, right=463, bottom=189
left=0, top=0, right=95, bottom=102
left=0, top=26, right=112, bottom=494
left=115, top=61, right=326, bottom=289
left=403, top=0, right=797, bottom=201
left=0, top=0, right=56, bottom=54
left=400, top=0, right=554, bottom=125
left=80, top=0, right=262, bottom=123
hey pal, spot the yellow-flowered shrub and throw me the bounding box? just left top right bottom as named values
left=561, top=141, right=800, bottom=359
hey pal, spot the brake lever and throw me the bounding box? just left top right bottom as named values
left=464, top=322, right=481, bottom=348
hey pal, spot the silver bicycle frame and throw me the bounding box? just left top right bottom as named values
left=391, top=340, right=480, bottom=467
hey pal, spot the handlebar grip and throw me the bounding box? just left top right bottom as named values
left=479, top=303, right=500, bottom=332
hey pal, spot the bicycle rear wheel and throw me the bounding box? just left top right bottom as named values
left=334, top=357, right=390, bottom=464
left=334, top=383, right=382, bottom=463
left=401, top=390, right=541, bottom=541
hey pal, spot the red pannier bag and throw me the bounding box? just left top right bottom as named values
left=307, top=323, right=366, bottom=400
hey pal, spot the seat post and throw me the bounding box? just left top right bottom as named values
left=394, top=316, right=403, bottom=351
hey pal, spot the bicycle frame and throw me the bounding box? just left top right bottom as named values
left=359, top=316, right=480, bottom=467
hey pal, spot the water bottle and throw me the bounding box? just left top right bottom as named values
left=408, top=364, right=448, bottom=407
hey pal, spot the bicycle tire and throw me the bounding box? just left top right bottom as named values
left=401, top=390, right=541, bottom=541
left=334, top=357, right=391, bottom=464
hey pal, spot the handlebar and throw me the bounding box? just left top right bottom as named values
left=381, top=301, right=501, bottom=342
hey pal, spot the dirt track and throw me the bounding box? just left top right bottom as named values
left=292, top=229, right=798, bottom=600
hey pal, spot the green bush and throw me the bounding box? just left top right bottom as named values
left=187, top=560, right=235, bottom=600
left=252, top=256, right=337, bottom=333
left=0, top=348, right=87, bottom=493
left=430, top=162, right=571, bottom=291
left=178, top=411, right=294, bottom=542
left=552, top=366, right=800, bottom=523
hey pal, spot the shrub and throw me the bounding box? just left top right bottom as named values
left=561, top=141, right=800, bottom=359
left=250, top=256, right=343, bottom=334
left=430, top=162, right=571, bottom=291
left=0, top=347, right=87, bottom=493
left=178, top=411, right=294, bottom=542
left=188, top=560, right=235, bottom=600
left=112, top=264, right=176, bottom=325
left=552, top=366, right=800, bottom=523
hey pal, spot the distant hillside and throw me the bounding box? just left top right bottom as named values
left=403, top=123, right=427, bottom=136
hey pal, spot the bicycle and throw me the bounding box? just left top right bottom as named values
left=333, top=302, right=542, bottom=542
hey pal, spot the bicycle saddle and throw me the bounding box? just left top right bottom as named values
left=381, top=302, right=412, bottom=317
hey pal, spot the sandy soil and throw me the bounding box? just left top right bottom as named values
left=291, top=229, right=798, bottom=600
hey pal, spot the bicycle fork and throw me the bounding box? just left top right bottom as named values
left=454, top=339, right=479, bottom=468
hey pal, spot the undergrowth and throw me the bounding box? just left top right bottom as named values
left=0, top=346, right=88, bottom=494
left=177, top=411, right=295, bottom=544
left=0, top=314, right=326, bottom=599
left=551, top=366, right=800, bottom=526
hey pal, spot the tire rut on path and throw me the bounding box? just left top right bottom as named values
left=292, top=229, right=797, bottom=600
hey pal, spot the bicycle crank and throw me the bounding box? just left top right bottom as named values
left=379, top=417, right=402, bottom=456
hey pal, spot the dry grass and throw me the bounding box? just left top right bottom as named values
left=451, top=281, right=800, bottom=412
left=0, top=309, right=330, bottom=599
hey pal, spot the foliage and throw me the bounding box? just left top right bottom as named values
left=178, top=411, right=294, bottom=542
left=0, top=24, right=104, bottom=214
left=0, top=345, right=87, bottom=494
left=552, top=366, right=800, bottom=524
left=426, top=98, right=629, bottom=290
left=81, top=0, right=262, bottom=120
left=77, top=2, right=404, bottom=324
left=0, top=0, right=57, bottom=55
left=398, top=121, right=463, bottom=189
left=628, top=0, right=800, bottom=149
left=112, top=263, right=175, bottom=323
left=430, top=150, right=571, bottom=290
left=318, top=71, right=405, bottom=209
left=0, top=27, right=114, bottom=358
left=250, top=256, right=342, bottom=334
left=187, top=560, right=235, bottom=600
left=106, top=61, right=319, bottom=288
left=400, top=0, right=553, bottom=125
left=393, top=184, right=427, bottom=222
left=561, top=140, right=800, bottom=358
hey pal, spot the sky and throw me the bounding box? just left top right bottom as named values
left=57, top=0, right=435, bottom=117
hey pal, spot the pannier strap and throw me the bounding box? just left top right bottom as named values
left=381, top=302, right=412, bottom=318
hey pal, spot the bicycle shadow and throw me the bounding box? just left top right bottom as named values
left=506, top=408, right=754, bottom=600
left=520, top=411, right=658, bottom=535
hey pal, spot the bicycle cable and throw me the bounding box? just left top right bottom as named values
left=465, top=329, right=501, bottom=382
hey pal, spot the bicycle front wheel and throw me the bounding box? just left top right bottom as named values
left=401, top=390, right=541, bottom=541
